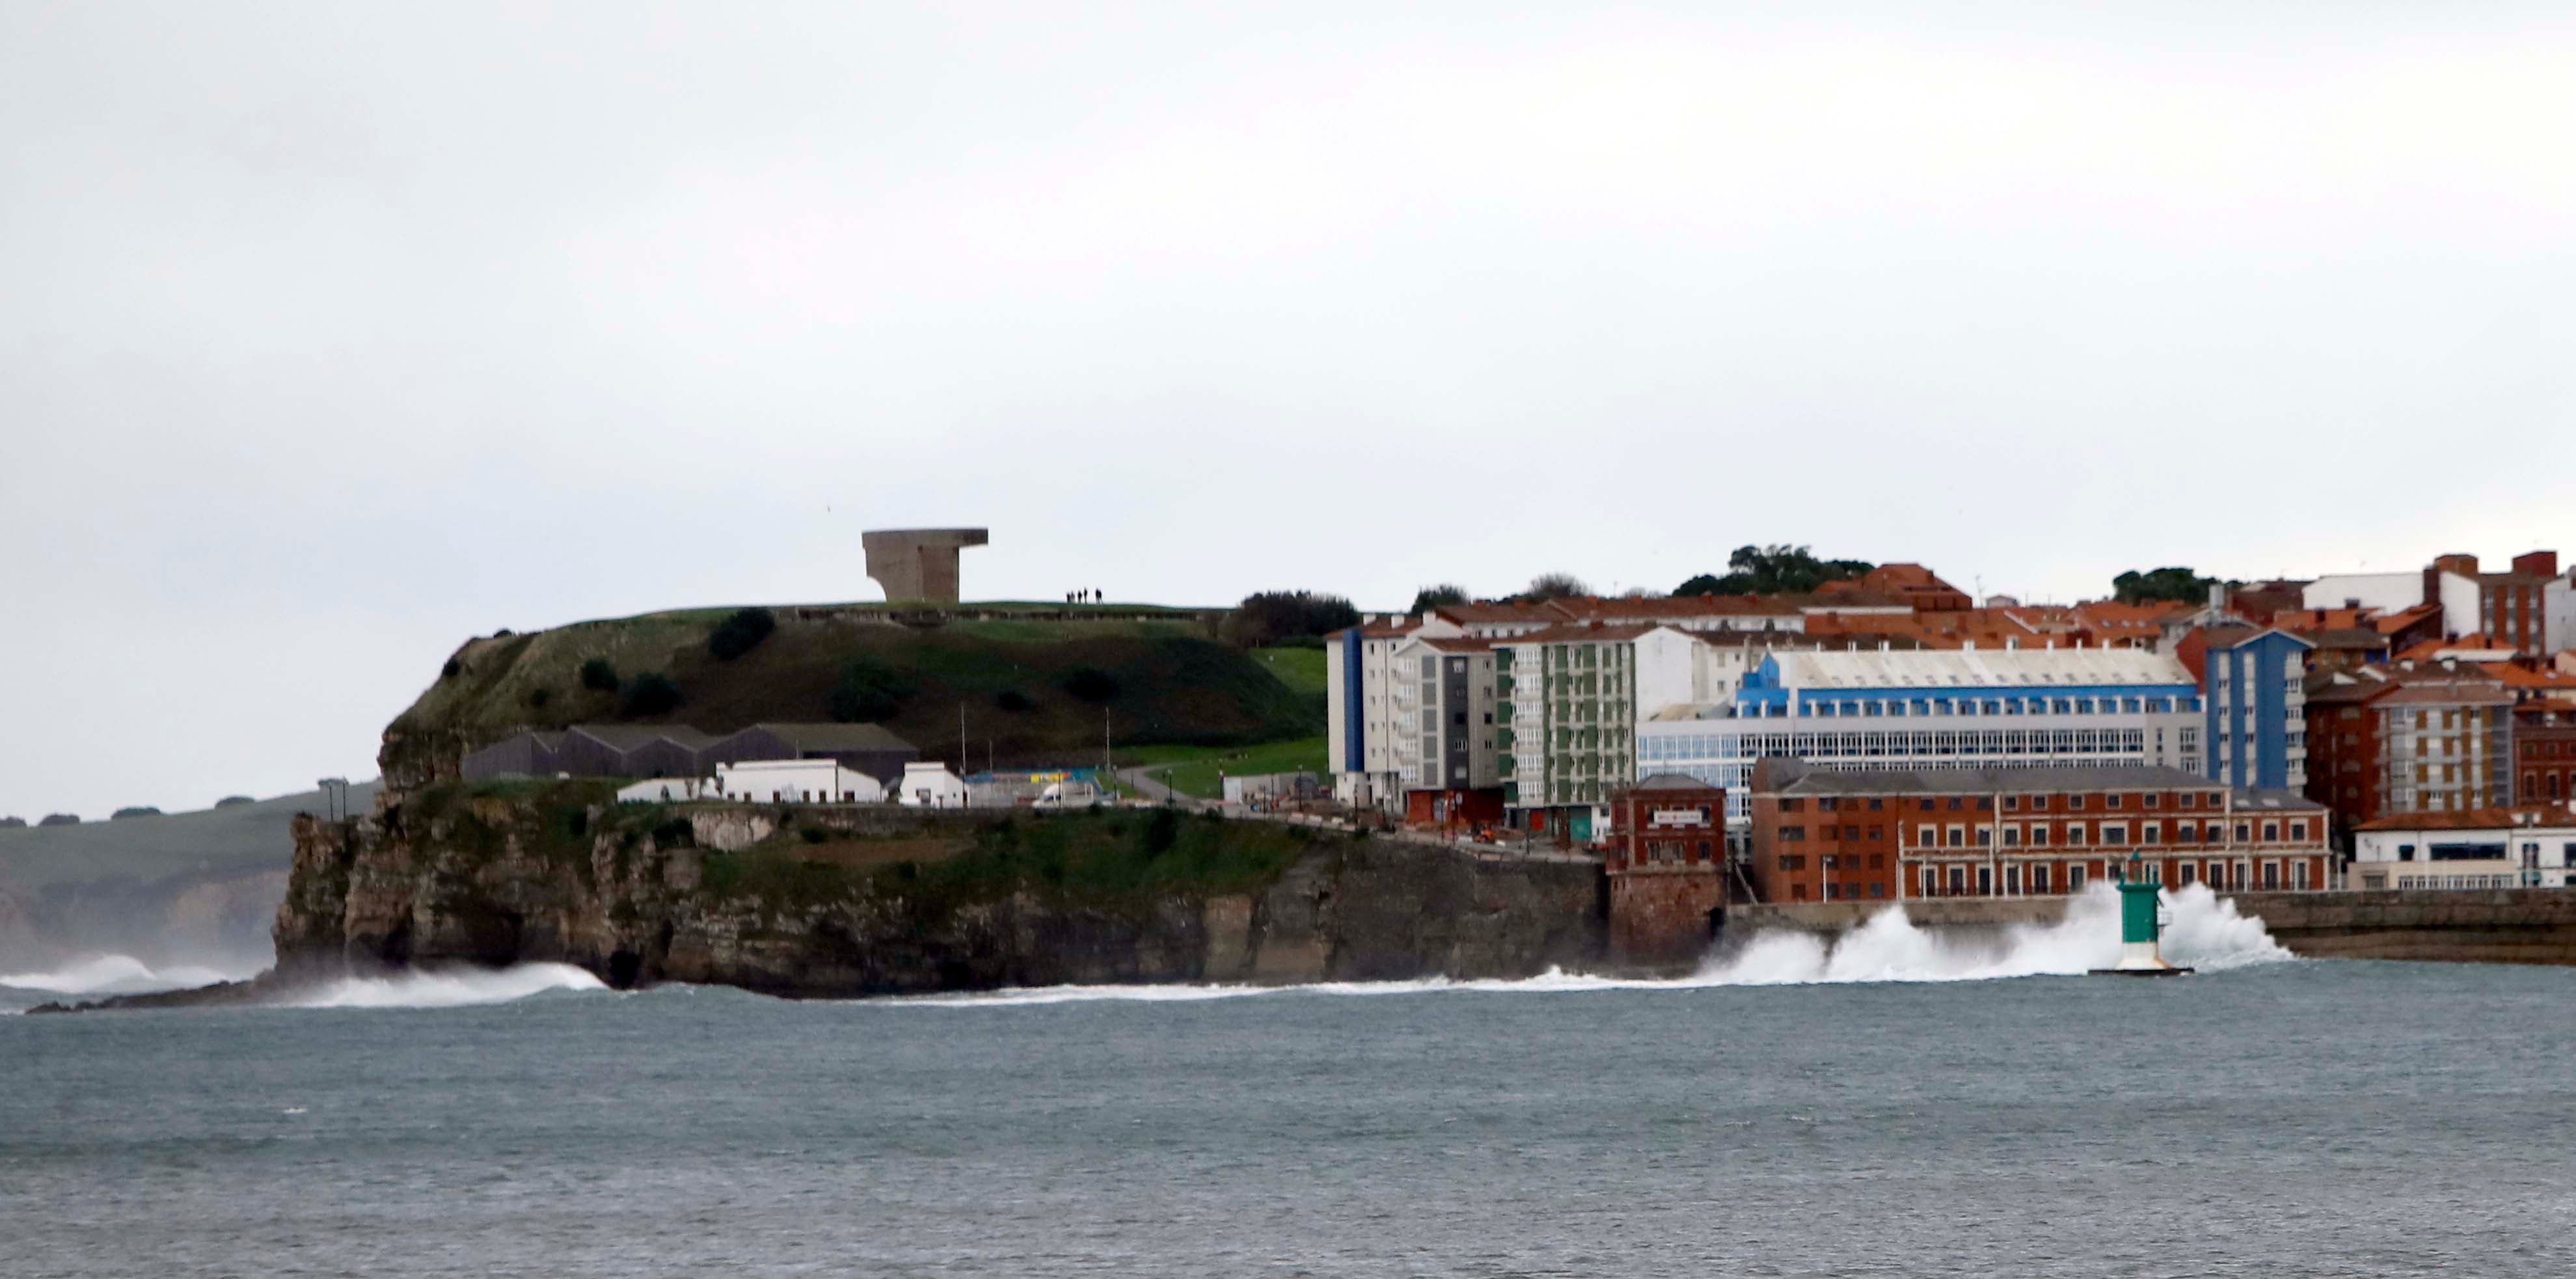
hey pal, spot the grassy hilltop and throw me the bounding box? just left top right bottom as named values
left=394, top=602, right=1325, bottom=776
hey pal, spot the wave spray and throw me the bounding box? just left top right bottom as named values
left=1700, top=881, right=2286, bottom=985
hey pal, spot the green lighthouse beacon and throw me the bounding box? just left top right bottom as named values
left=2091, top=852, right=2193, bottom=977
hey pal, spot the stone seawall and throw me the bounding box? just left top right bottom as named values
left=1729, top=890, right=2576, bottom=966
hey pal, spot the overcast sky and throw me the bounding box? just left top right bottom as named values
left=4, top=2, right=2572, bottom=819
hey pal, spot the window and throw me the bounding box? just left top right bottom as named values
left=1918, top=824, right=1936, bottom=845
left=2108, top=794, right=2124, bottom=809
left=2031, top=865, right=2051, bottom=894
left=2070, top=795, right=2087, bottom=810
left=2104, top=824, right=2128, bottom=844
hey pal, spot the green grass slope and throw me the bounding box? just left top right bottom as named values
left=0, top=786, right=375, bottom=895
left=397, top=605, right=1325, bottom=772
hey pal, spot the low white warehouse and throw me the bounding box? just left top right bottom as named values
left=716, top=759, right=886, bottom=805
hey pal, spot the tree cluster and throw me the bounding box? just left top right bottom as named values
left=619, top=672, right=683, bottom=716
left=1675, top=545, right=1873, bottom=597
left=1225, top=591, right=1361, bottom=648
left=2111, top=567, right=2229, bottom=606
left=1407, top=584, right=1469, bottom=615
left=707, top=607, right=778, bottom=660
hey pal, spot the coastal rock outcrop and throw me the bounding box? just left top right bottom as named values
left=272, top=785, right=1605, bottom=997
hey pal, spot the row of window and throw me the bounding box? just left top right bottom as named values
left=1746, top=693, right=2199, bottom=720
left=1642, top=728, right=2158, bottom=761
left=1907, top=857, right=2310, bottom=896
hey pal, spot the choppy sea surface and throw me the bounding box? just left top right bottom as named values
left=6, top=889, right=2575, bottom=1277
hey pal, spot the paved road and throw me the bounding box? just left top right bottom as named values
left=1116, top=766, right=1188, bottom=804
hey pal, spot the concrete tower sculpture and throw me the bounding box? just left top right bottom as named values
left=863, top=528, right=989, bottom=603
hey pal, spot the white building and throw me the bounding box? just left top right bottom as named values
left=1325, top=613, right=1469, bottom=808
left=894, top=761, right=971, bottom=808
left=1640, top=645, right=2206, bottom=829
left=2350, top=803, right=2576, bottom=890
left=2304, top=571, right=2436, bottom=620
left=717, top=759, right=885, bottom=804
left=616, top=776, right=718, bottom=804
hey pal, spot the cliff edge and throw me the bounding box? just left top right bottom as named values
left=272, top=781, right=1605, bottom=997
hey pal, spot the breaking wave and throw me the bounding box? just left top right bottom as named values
left=283, top=963, right=608, bottom=1009
left=0, top=954, right=240, bottom=997
left=894, top=883, right=2288, bottom=1006
left=1698, top=881, right=2286, bottom=984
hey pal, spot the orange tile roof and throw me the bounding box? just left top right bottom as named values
left=2355, top=803, right=2576, bottom=832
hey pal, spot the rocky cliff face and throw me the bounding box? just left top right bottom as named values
left=273, top=787, right=1605, bottom=997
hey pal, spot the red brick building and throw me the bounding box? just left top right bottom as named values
left=2442, top=551, right=2560, bottom=656
left=1603, top=775, right=1730, bottom=963
left=1750, top=760, right=2331, bottom=900
left=2515, top=700, right=2576, bottom=805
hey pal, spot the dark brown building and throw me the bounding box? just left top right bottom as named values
left=1603, top=775, right=1729, bottom=963
left=2515, top=700, right=2576, bottom=805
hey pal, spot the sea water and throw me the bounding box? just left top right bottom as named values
left=5, top=894, right=2575, bottom=1277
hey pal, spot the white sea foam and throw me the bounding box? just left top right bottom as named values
left=1690, top=881, right=2288, bottom=985
left=283, top=963, right=608, bottom=1009
left=0, top=954, right=238, bottom=996
left=892, top=883, right=2289, bottom=1005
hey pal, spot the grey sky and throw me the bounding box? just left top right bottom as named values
left=4, top=3, right=2572, bottom=820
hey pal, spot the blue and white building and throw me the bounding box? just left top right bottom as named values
left=2196, top=626, right=2312, bottom=792
left=1636, top=645, right=2205, bottom=829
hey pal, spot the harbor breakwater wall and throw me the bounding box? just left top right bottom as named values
left=1731, top=889, right=2576, bottom=966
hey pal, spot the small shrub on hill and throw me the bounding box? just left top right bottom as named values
left=111, top=806, right=163, bottom=820
left=830, top=656, right=919, bottom=723
left=214, top=795, right=255, bottom=808
left=996, top=690, right=1035, bottom=713
left=38, top=813, right=79, bottom=827
left=1061, top=667, right=1120, bottom=704
left=620, top=672, right=683, bottom=716
left=527, top=687, right=553, bottom=709
left=441, top=658, right=462, bottom=680
left=580, top=658, right=620, bottom=692
left=0, top=816, right=25, bottom=828
left=707, top=607, right=778, bottom=661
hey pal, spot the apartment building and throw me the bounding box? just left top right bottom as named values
left=2305, top=550, right=2569, bottom=654
left=1497, top=624, right=1648, bottom=841
left=2189, top=626, right=2312, bottom=792
left=1387, top=634, right=1503, bottom=824
left=1638, top=645, right=2205, bottom=831
left=1747, top=760, right=2329, bottom=904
